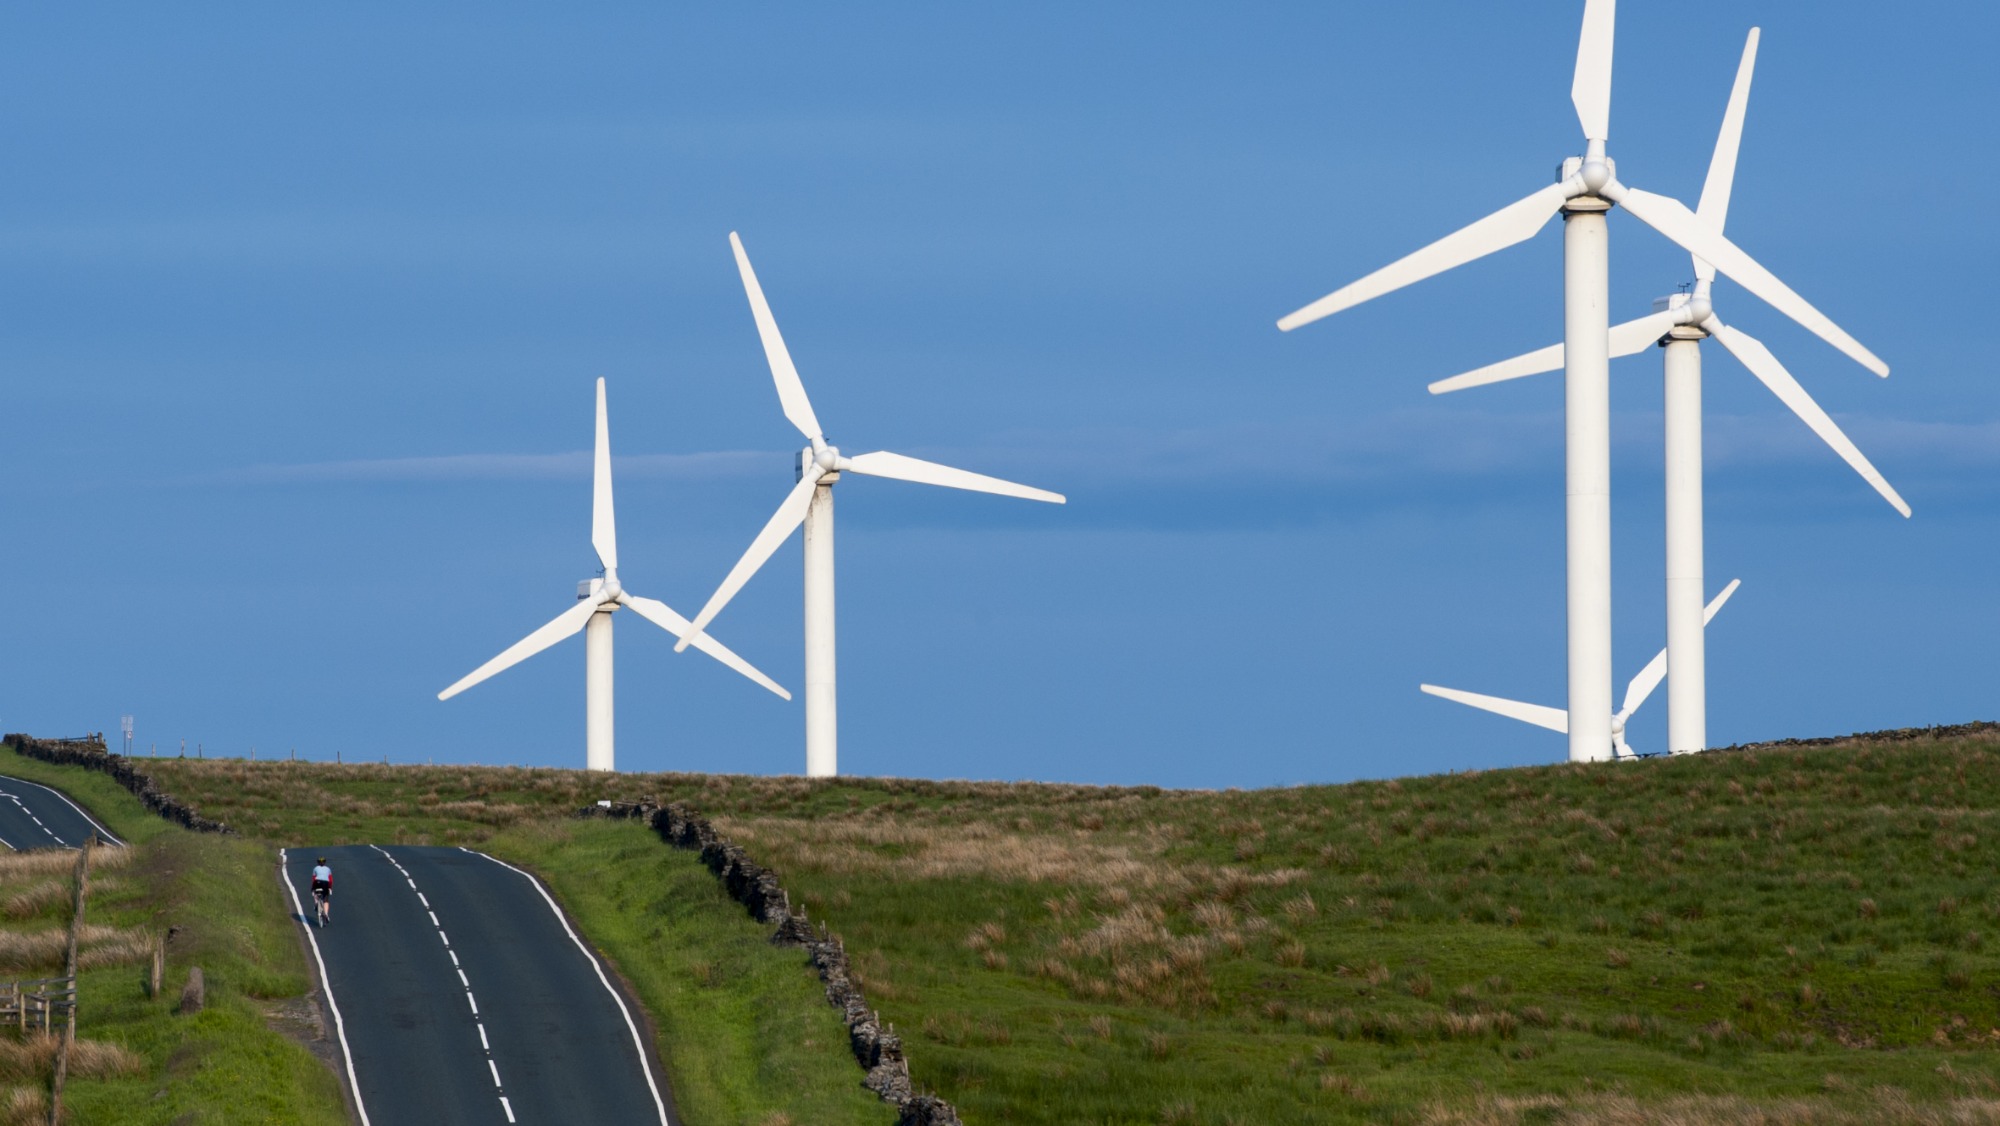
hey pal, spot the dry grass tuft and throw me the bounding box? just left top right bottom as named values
left=0, top=1035, right=143, bottom=1082
left=0, top=924, right=155, bottom=972
left=0, top=849, right=131, bottom=886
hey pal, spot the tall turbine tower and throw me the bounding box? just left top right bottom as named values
left=439, top=378, right=790, bottom=771
left=676, top=232, right=1066, bottom=778
left=1428, top=29, right=1908, bottom=755
left=1276, top=0, right=1887, bottom=762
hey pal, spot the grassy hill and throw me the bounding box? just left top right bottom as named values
left=63, top=726, right=2000, bottom=1123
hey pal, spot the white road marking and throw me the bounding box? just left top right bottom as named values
left=280, top=849, right=372, bottom=1126
left=466, top=847, right=674, bottom=1125
left=0, top=777, right=122, bottom=847
left=370, top=845, right=511, bottom=1115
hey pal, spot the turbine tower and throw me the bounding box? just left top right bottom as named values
left=675, top=232, right=1066, bottom=778
left=1422, top=579, right=1740, bottom=758
left=439, top=378, right=790, bottom=771
left=1276, top=0, right=1886, bottom=763
left=1428, top=29, right=1908, bottom=755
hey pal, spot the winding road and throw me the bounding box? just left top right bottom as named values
left=281, top=845, right=674, bottom=1125
left=0, top=774, right=124, bottom=850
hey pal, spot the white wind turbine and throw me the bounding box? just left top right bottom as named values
left=1276, top=0, right=1888, bottom=764
left=674, top=232, right=1066, bottom=778
left=1423, top=579, right=1740, bottom=759
left=439, top=378, right=790, bottom=772
left=1427, top=29, right=1909, bottom=757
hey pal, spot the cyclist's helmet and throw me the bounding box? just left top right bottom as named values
left=316, top=857, right=327, bottom=864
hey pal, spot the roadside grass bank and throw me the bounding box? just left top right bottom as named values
left=0, top=749, right=344, bottom=1125
left=483, top=817, right=886, bottom=1125
left=136, top=729, right=2000, bottom=1123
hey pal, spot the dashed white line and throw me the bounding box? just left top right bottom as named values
left=0, top=777, right=122, bottom=846
left=369, top=845, right=510, bottom=1116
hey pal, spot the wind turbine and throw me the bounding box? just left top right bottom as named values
left=1423, top=579, right=1740, bottom=759
left=1276, top=0, right=1888, bottom=764
left=439, top=378, right=790, bottom=772
left=1426, top=30, right=1909, bottom=756
left=674, top=232, right=1066, bottom=778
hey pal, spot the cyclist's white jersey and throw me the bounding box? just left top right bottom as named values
left=312, top=865, right=332, bottom=884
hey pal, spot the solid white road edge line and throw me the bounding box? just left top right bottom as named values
left=280, top=849, right=372, bottom=1126
left=0, top=775, right=125, bottom=846
left=466, top=847, right=674, bottom=1126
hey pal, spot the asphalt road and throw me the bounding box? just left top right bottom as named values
left=281, top=845, right=673, bottom=1126
left=0, top=774, right=123, bottom=850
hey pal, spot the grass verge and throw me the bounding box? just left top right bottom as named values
left=0, top=748, right=344, bottom=1125
left=483, top=818, right=885, bottom=1126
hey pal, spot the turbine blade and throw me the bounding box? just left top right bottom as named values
left=619, top=593, right=791, bottom=700
left=1428, top=309, right=1675, bottom=395
left=1429, top=341, right=1564, bottom=395
left=843, top=450, right=1066, bottom=504
left=673, top=466, right=824, bottom=652
left=1420, top=683, right=1569, bottom=735
left=1619, top=578, right=1742, bottom=720
left=592, top=378, right=617, bottom=572
left=1278, top=182, right=1569, bottom=331
left=1694, top=28, right=1761, bottom=268
left=1608, top=184, right=1889, bottom=377
left=1707, top=320, right=1911, bottom=516
left=1571, top=0, right=1616, bottom=142
left=1703, top=577, right=1742, bottom=624
left=729, top=232, right=824, bottom=443
left=438, top=599, right=599, bottom=701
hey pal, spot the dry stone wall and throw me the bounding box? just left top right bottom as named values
left=1711, top=720, right=1998, bottom=754
left=581, top=800, right=962, bottom=1126
left=2, top=733, right=232, bottom=835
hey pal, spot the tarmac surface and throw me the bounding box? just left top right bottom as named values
left=282, top=844, right=673, bottom=1125
left=0, top=774, right=124, bottom=850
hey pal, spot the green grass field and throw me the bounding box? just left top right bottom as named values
left=0, top=751, right=344, bottom=1125
left=42, top=729, right=2000, bottom=1123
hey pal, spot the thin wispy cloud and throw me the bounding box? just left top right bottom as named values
left=177, top=449, right=769, bottom=487
left=164, top=411, right=1997, bottom=500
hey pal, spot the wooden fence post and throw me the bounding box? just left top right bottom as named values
left=50, top=833, right=93, bottom=1124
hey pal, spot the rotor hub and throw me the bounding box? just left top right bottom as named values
left=814, top=444, right=841, bottom=473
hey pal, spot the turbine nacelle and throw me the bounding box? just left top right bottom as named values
left=799, top=444, right=847, bottom=482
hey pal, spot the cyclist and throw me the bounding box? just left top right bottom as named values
left=310, top=857, right=333, bottom=926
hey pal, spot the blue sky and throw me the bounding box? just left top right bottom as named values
left=1, top=3, right=1991, bottom=787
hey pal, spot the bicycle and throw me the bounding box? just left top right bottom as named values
left=312, top=882, right=331, bottom=927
